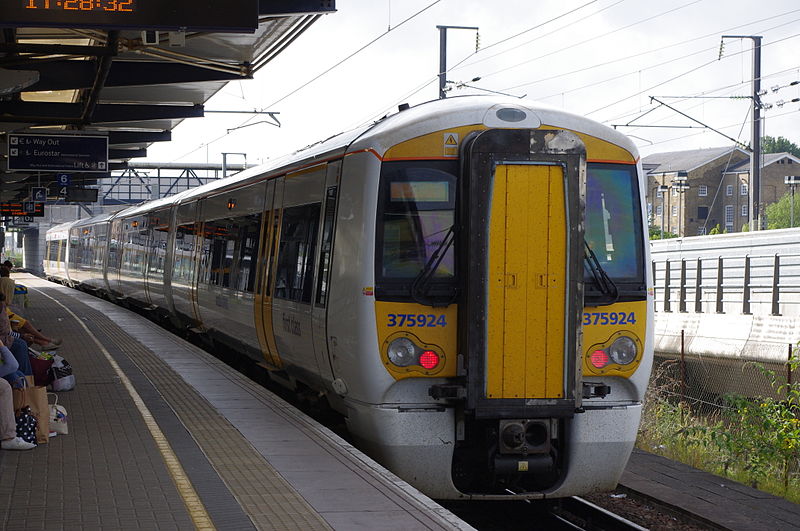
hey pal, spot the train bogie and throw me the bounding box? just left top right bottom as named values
left=46, top=96, right=653, bottom=500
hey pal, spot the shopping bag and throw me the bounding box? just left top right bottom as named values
left=28, top=381, right=49, bottom=444
left=48, top=393, right=68, bottom=435
left=29, top=350, right=54, bottom=387
left=49, top=355, right=75, bottom=391
left=15, top=406, right=37, bottom=445
left=11, top=374, right=31, bottom=410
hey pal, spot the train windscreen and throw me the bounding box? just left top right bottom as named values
left=585, top=162, right=645, bottom=299
left=376, top=160, right=458, bottom=300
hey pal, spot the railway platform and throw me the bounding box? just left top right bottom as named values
left=620, top=445, right=800, bottom=530
left=0, top=274, right=470, bottom=531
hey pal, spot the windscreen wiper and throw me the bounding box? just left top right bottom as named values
left=411, top=225, right=456, bottom=307
left=583, top=241, right=619, bottom=305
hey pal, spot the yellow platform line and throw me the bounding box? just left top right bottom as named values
left=38, top=289, right=216, bottom=531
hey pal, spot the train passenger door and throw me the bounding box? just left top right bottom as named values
left=310, top=161, right=341, bottom=382
left=266, top=165, right=326, bottom=378
left=255, top=178, right=284, bottom=368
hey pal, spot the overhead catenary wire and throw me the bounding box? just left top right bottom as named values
left=169, top=0, right=443, bottom=163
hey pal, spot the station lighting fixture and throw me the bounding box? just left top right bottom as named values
left=227, top=198, right=237, bottom=210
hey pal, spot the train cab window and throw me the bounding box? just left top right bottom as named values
left=275, top=203, right=321, bottom=303
left=585, top=163, right=645, bottom=300
left=375, top=161, right=458, bottom=301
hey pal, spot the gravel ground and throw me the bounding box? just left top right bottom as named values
left=583, top=490, right=717, bottom=531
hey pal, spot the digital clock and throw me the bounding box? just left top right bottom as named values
left=1, top=0, right=257, bottom=33
left=23, top=1, right=135, bottom=12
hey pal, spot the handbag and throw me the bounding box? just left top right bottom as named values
left=15, top=405, right=38, bottom=445
left=49, top=355, right=75, bottom=392
left=48, top=393, right=68, bottom=435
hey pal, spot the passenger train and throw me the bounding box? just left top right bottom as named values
left=44, top=96, right=653, bottom=499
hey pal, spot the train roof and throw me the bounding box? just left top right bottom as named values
left=49, top=96, right=639, bottom=231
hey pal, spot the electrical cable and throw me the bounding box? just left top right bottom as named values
left=169, top=0, right=443, bottom=162
left=502, top=11, right=800, bottom=93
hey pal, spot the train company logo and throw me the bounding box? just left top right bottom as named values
left=281, top=313, right=302, bottom=336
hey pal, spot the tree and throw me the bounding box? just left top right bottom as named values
left=761, top=135, right=800, bottom=157
left=765, top=190, right=800, bottom=229
left=649, top=226, right=678, bottom=239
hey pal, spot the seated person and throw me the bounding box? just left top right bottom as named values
left=6, top=307, right=61, bottom=350
left=0, top=378, right=35, bottom=450
left=0, top=266, right=14, bottom=307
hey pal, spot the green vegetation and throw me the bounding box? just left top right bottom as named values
left=648, top=226, right=678, bottom=239
left=762, top=135, right=800, bottom=157
left=708, top=223, right=724, bottom=234
left=637, top=354, right=800, bottom=503
left=765, top=190, right=800, bottom=230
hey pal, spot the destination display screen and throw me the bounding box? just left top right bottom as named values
left=1, top=0, right=257, bottom=32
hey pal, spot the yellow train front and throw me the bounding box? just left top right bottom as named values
left=44, top=96, right=653, bottom=500
left=332, top=97, right=652, bottom=499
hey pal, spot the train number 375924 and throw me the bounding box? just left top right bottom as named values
left=387, top=314, right=447, bottom=327
left=582, top=312, right=637, bottom=326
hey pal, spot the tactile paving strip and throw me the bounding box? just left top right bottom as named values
left=73, top=301, right=333, bottom=531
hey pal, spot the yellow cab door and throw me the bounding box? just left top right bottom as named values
left=486, top=163, right=566, bottom=400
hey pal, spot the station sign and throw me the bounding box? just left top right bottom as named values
left=0, top=202, right=44, bottom=217
left=8, top=134, right=108, bottom=172
left=0, top=1, right=258, bottom=32
left=31, top=187, right=48, bottom=202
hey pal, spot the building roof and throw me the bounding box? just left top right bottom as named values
left=642, top=146, right=748, bottom=174
left=723, top=152, right=800, bottom=173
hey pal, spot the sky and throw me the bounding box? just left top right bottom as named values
left=143, top=0, right=800, bottom=167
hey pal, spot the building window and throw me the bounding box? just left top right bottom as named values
left=726, top=185, right=733, bottom=196
left=741, top=204, right=748, bottom=217
left=697, top=206, right=708, bottom=219
left=656, top=205, right=663, bottom=216
left=672, top=205, right=678, bottom=216
left=725, top=205, right=734, bottom=224
left=672, top=187, right=678, bottom=197
left=741, top=183, right=748, bottom=195
left=656, top=188, right=663, bottom=198
left=698, top=184, right=708, bottom=196
left=697, top=227, right=706, bottom=235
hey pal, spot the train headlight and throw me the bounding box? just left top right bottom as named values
left=387, top=337, right=417, bottom=367
left=608, top=336, right=637, bottom=365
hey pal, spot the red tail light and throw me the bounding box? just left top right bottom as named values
left=419, top=350, right=440, bottom=369
left=590, top=349, right=610, bottom=368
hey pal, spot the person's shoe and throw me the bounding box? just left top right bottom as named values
left=49, top=431, right=58, bottom=438
left=51, top=338, right=63, bottom=346
left=37, top=342, right=60, bottom=351
left=1, top=437, right=36, bottom=450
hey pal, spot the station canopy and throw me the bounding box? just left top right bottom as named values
left=0, top=0, right=335, bottom=203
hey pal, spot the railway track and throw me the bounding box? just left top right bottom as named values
left=441, top=496, right=648, bottom=531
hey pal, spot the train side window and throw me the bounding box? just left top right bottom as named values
left=173, top=223, right=197, bottom=283
left=315, top=186, right=338, bottom=307
left=235, top=213, right=262, bottom=293
left=275, top=203, right=321, bottom=303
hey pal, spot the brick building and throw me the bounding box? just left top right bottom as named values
left=643, top=147, right=748, bottom=236
left=643, top=148, right=800, bottom=235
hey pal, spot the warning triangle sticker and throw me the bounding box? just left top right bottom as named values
left=445, top=134, right=458, bottom=146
